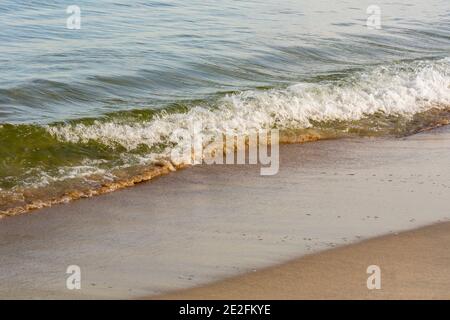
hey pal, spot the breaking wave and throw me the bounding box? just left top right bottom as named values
left=1, top=58, right=450, bottom=216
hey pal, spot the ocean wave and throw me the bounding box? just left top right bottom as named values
left=48, top=58, right=450, bottom=150
left=1, top=58, right=450, bottom=216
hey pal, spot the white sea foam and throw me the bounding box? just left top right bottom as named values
left=47, top=59, right=450, bottom=162
left=17, top=160, right=114, bottom=189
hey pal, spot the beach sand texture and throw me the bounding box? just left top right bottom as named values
left=1, top=126, right=450, bottom=299
left=157, top=221, right=450, bottom=300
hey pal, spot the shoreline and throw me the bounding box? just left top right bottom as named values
left=154, top=221, right=450, bottom=300
left=1, top=129, right=325, bottom=218
left=3, top=114, right=449, bottom=219
left=1, top=126, right=450, bottom=299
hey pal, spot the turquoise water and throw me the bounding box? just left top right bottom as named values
left=0, top=0, right=450, bottom=214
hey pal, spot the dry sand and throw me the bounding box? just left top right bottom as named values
left=156, top=221, right=450, bottom=299
left=1, top=126, right=450, bottom=299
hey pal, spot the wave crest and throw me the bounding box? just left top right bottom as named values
left=48, top=58, right=450, bottom=152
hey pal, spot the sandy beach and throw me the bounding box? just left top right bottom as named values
left=1, top=126, right=450, bottom=299
left=1, top=0, right=450, bottom=303
left=156, top=221, right=450, bottom=300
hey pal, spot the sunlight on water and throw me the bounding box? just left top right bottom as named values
left=0, top=0, right=449, bottom=215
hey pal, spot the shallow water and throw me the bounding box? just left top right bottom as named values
left=0, top=0, right=449, bottom=214
left=2, top=128, right=450, bottom=298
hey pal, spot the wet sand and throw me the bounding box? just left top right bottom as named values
left=156, top=221, right=450, bottom=299
left=1, top=126, right=450, bottom=299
